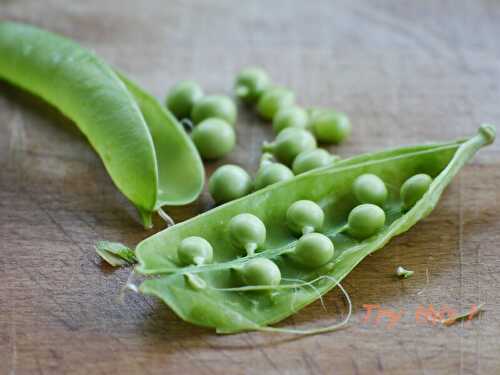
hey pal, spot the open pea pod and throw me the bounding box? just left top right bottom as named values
left=135, top=126, right=495, bottom=333
left=0, top=21, right=204, bottom=227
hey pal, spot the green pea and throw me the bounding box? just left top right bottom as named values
left=208, top=164, right=252, bottom=204
left=239, top=258, right=281, bottom=286
left=177, top=236, right=213, bottom=266
left=191, top=118, right=235, bottom=159
left=165, top=80, right=203, bottom=120
left=228, top=213, right=266, bottom=255
left=256, top=87, right=295, bottom=120
left=234, top=67, right=270, bottom=103
left=347, top=203, right=386, bottom=239
left=400, top=174, right=433, bottom=210
left=191, top=95, right=237, bottom=125
left=262, top=128, right=317, bottom=166
left=292, top=149, right=338, bottom=174
left=286, top=200, right=324, bottom=235
left=272, top=106, right=309, bottom=134
left=353, top=174, right=388, bottom=206
left=290, top=233, right=334, bottom=268
left=254, top=154, right=294, bottom=190
left=310, top=111, right=351, bottom=144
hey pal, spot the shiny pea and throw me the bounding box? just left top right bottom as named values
left=165, top=80, right=203, bottom=119
left=191, top=95, right=237, bottom=125
left=256, top=87, right=295, bottom=120
left=310, top=111, right=351, bottom=144
left=286, top=200, right=324, bottom=235
left=254, top=154, right=294, bottom=190
left=177, top=236, right=213, bottom=266
left=228, top=213, right=266, bottom=256
left=292, top=149, right=338, bottom=174
left=239, top=258, right=281, bottom=286
left=208, top=164, right=252, bottom=204
left=234, top=67, right=270, bottom=103
left=262, top=128, right=317, bottom=166
left=347, top=204, right=386, bottom=239
left=353, top=174, right=388, bottom=206
left=400, top=174, right=433, bottom=210
left=290, top=233, right=334, bottom=268
left=191, top=118, right=235, bottom=159
left=272, top=106, right=309, bottom=134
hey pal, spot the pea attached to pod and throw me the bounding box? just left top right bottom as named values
left=289, top=233, right=334, bottom=268
left=191, top=118, right=235, bottom=159
left=165, top=80, right=204, bottom=120
left=234, top=67, right=270, bottom=103
left=257, top=87, right=295, bottom=120
left=400, top=173, right=433, bottom=210
left=177, top=236, right=213, bottom=266
left=292, top=149, right=339, bottom=175
left=347, top=203, right=386, bottom=239
left=262, top=128, right=317, bottom=166
left=228, top=213, right=266, bottom=256
left=254, top=153, right=294, bottom=190
left=353, top=173, right=388, bottom=206
left=272, top=106, right=309, bottom=134
left=286, top=200, right=325, bottom=235
left=236, top=258, right=281, bottom=287
left=309, top=110, right=351, bottom=144
left=191, top=95, right=237, bottom=125
left=208, top=164, right=253, bottom=204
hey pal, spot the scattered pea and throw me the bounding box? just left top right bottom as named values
left=400, top=173, right=433, bottom=210
left=309, top=110, right=351, bottom=144
left=191, top=95, right=237, bottom=125
left=208, top=164, right=253, bottom=204
left=254, top=153, right=294, bottom=190
left=238, top=258, right=281, bottom=286
left=262, top=128, right=317, bottom=166
left=292, top=149, right=339, bottom=174
left=165, top=80, right=204, bottom=120
left=228, top=213, right=266, bottom=256
left=347, top=203, right=386, bottom=239
left=177, top=236, right=213, bottom=266
left=257, top=87, right=295, bottom=120
left=234, top=67, right=270, bottom=103
left=290, top=233, right=334, bottom=268
left=286, top=200, right=324, bottom=235
left=191, top=118, right=235, bottom=159
left=272, top=106, right=309, bottom=134
left=353, top=174, right=388, bottom=206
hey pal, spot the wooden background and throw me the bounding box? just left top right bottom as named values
left=1, top=1, right=500, bottom=374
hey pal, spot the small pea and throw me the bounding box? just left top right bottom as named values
left=290, top=233, right=334, bottom=268
left=262, top=128, right=317, bottom=166
left=165, top=80, right=204, bottom=120
left=256, top=87, right=295, bottom=120
left=177, top=236, right=213, bottom=266
left=234, top=67, right=270, bottom=103
left=191, top=95, right=237, bottom=125
left=353, top=174, right=388, bottom=206
left=239, top=258, right=281, bottom=286
left=347, top=203, right=386, bottom=239
left=286, top=200, right=325, bottom=235
left=292, top=149, right=338, bottom=174
left=272, top=106, right=309, bottom=134
left=228, top=213, right=266, bottom=256
left=254, top=154, right=294, bottom=190
left=310, top=111, right=351, bottom=144
left=208, top=164, right=252, bottom=204
left=400, top=173, right=432, bottom=210
left=191, top=118, right=235, bottom=159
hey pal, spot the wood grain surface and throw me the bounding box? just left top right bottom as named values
left=1, top=1, right=500, bottom=374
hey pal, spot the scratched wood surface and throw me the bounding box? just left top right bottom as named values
left=1, top=1, right=500, bottom=374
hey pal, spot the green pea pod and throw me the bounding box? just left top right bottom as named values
left=133, top=126, right=494, bottom=333
left=0, top=22, right=204, bottom=228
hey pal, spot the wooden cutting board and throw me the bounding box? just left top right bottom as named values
left=1, top=1, right=499, bottom=374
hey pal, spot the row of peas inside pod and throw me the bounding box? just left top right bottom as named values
left=176, top=172, right=433, bottom=290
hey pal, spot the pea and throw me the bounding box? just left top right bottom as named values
left=254, top=154, right=294, bottom=190
left=310, top=111, right=351, bottom=144
left=177, top=236, right=213, bottom=266
left=234, top=67, right=270, bottom=103
left=208, top=164, right=252, bottom=204
left=400, top=174, right=433, bottom=210
left=239, top=258, right=281, bottom=286
left=347, top=203, right=386, bottom=239
left=353, top=174, right=388, bottom=206
left=286, top=200, right=324, bottom=235
left=256, top=87, right=295, bottom=120
left=228, top=213, right=266, bottom=255
left=165, top=80, right=203, bottom=120
left=191, top=95, right=237, bottom=125
left=272, top=106, right=309, bottom=134
left=191, top=118, right=235, bottom=159
left=290, top=233, right=334, bottom=268
left=262, top=128, right=317, bottom=166
left=292, top=149, right=338, bottom=174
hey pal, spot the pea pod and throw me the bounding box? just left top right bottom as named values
left=135, top=126, right=494, bottom=333
left=0, top=21, right=204, bottom=228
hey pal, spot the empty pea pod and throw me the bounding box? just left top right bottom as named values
left=0, top=22, right=204, bottom=228
left=135, top=126, right=494, bottom=333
